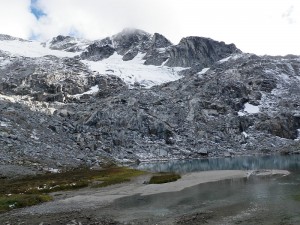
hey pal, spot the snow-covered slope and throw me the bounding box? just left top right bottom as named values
left=0, top=33, right=185, bottom=89
left=0, top=39, right=78, bottom=58
left=83, top=52, right=185, bottom=88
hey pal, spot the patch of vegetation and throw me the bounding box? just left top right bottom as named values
left=149, top=173, right=181, bottom=184
left=0, top=194, right=52, bottom=213
left=292, top=194, right=300, bottom=201
left=91, top=167, right=146, bottom=188
left=0, top=167, right=145, bottom=213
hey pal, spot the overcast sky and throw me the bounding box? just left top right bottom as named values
left=0, top=0, right=299, bottom=56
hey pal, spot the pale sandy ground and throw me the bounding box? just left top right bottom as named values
left=13, top=169, right=289, bottom=215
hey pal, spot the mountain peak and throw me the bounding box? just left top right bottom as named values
left=0, top=34, right=26, bottom=42
left=151, top=33, right=172, bottom=48
left=116, top=27, right=150, bottom=37
left=164, top=36, right=241, bottom=68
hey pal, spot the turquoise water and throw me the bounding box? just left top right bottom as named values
left=135, top=154, right=300, bottom=173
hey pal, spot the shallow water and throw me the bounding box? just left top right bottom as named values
left=135, top=154, right=300, bottom=173
left=111, top=155, right=300, bottom=224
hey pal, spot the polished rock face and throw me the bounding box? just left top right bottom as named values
left=0, top=29, right=300, bottom=174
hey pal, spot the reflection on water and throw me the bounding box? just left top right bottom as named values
left=106, top=172, right=300, bottom=224
left=135, top=154, right=300, bottom=173
left=113, top=154, right=300, bottom=224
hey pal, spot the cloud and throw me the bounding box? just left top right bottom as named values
left=31, top=0, right=176, bottom=41
left=0, top=0, right=37, bottom=39
left=282, top=5, right=297, bottom=24
left=0, top=0, right=300, bottom=55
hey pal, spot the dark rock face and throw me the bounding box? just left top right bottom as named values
left=49, top=35, right=76, bottom=51
left=80, top=29, right=153, bottom=62
left=151, top=33, right=173, bottom=49
left=80, top=37, right=115, bottom=61
left=81, top=44, right=115, bottom=61
left=0, top=34, right=25, bottom=41
left=143, top=48, right=170, bottom=66
left=165, top=37, right=241, bottom=69
left=256, top=114, right=300, bottom=139
left=0, top=99, right=84, bottom=169
left=48, top=35, right=89, bottom=52
left=112, top=28, right=152, bottom=55
left=50, top=35, right=73, bottom=45
left=122, top=49, right=138, bottom=61
left=142, top=33, right=173, bottom=65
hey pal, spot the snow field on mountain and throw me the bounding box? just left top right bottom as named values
left=0, top=39, right=78, bottom=58
left=83, top=53, right=185, bottom=88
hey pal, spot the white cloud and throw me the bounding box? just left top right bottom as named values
left=0, top=0, right=36, bottom=39
left=0, top=0, right=300, bottom=55
left=32, top=0, right=176, bottom=41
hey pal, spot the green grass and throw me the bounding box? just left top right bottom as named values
left=292, top=195, right=300, bottom=201
left=0, top=194, right=52, bottom=213
left=149, top=173, right=181, bottom=184
left=0, top=167, right=145, bottom=213
left=91, top=167, right=146, bottom=188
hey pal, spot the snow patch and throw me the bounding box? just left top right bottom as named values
left=0, top=58, right=11, bottom=67
left=295, top=129, right=300, bottom=141
left=83, top=53, right=184, bottom=88
left=157, top=48, right=166, bottom=53
left=238, top=103, right=260, bottom=115
left=238, top=111, right=245, bottom=116
left=0, top=40, right=79, bottom=58
left=244, top=103, right=260, bottom=114
left=0, top=94, right=16, bottom=103
left=218, top=56, right=231, bottom=63
left=73, top=85, right=99, bottom=98
left=231, top=54, right=243, bottom=60
left=48, top=168, right=60, bottom=173
left=242, top=132, right=248, bottom=138
left=0, top=121, right=9, bottom=127
left=198, top=67, right=210, bottom=75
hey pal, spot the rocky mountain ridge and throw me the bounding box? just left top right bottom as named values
left=0, top=29, right=300, bottom=177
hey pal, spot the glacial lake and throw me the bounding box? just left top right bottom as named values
left=134, top=154, right=300, bottom=173
left=110, top=154, right=300, bottom=224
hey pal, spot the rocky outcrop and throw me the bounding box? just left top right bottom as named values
left=80, top=37, right=115, bottom=61
left=150, top=33, right=173, bottom=49
left=0, top=53, right=125, bottom=102
left=165, top=36, right=241, bottom=69
left=49, top=35, right=76, bottom=50
left=112, top=28, right=152, bottom=55
left=0, top=34, right=26, bottom=41
left=80, top=29, right=240, bottom=71
left=48, top=35, right=90, bottom=52
left=143, top=33, right=172, bottom=66
left=81, top=29, right=152, bottom=62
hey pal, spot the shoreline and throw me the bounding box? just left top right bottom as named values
left=133, top=169, right=290, bottom=196
left=0, top=153, right=295, bottom=179
left=0, top=169, right=291, bottom=224
left=4, top=169, right=290, bottom=216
